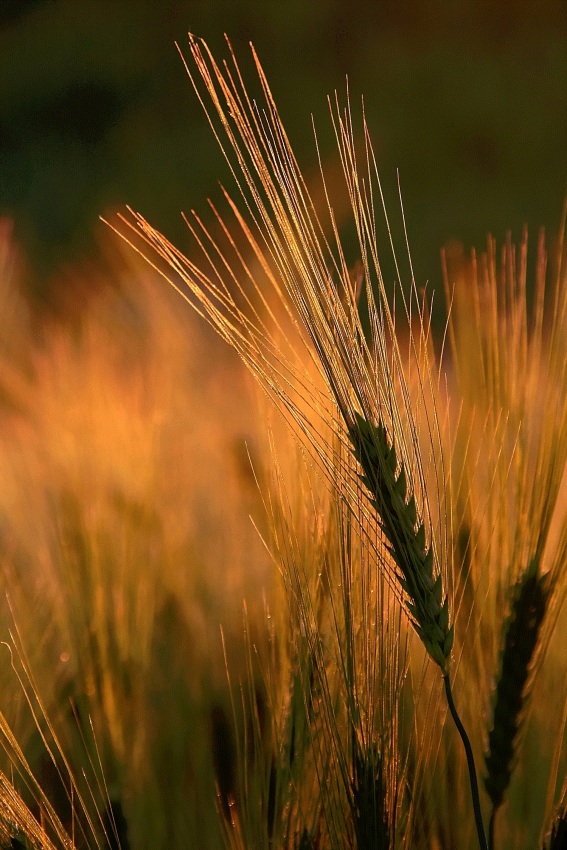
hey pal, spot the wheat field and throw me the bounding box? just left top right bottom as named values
left=1, top=35, right=566, bottom=850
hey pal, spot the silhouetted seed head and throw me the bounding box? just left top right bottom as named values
left=352, top=741, right=390, bottom=850
left=484, top=567, right=549, bottom=809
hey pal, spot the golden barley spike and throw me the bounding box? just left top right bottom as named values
left=112, top=34, right=489, bottom=850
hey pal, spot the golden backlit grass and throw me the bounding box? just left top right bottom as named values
left=113, top=35, right=566, bottom=849
left=0, top=227, right=278, bottom=848
left=0, top=33, right=566, bottom=850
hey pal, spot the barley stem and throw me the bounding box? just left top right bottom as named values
left=443, top=674, right=488, bottom=850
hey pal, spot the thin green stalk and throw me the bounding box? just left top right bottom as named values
left=443, top=674, right=488, bottom=850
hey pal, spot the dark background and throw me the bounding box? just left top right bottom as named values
left=1, top=0, right=566, bottom=308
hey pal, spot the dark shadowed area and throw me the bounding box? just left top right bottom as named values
left=1, top=0, right=566, bottom=313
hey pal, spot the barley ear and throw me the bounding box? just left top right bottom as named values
left=484, top=563, right=549, bottom=813
left=348, top=414, right=489, bottom=849
left=348, top=412, right=453, bottom=673
left=351, top=740, right=390, bottom=850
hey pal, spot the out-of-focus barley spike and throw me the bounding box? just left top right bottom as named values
left=352, top=739, right=390, bottom=850
left=484, top=564, right=549, bottom=810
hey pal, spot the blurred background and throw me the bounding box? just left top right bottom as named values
left=1, top=0, right=566, bottom=309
